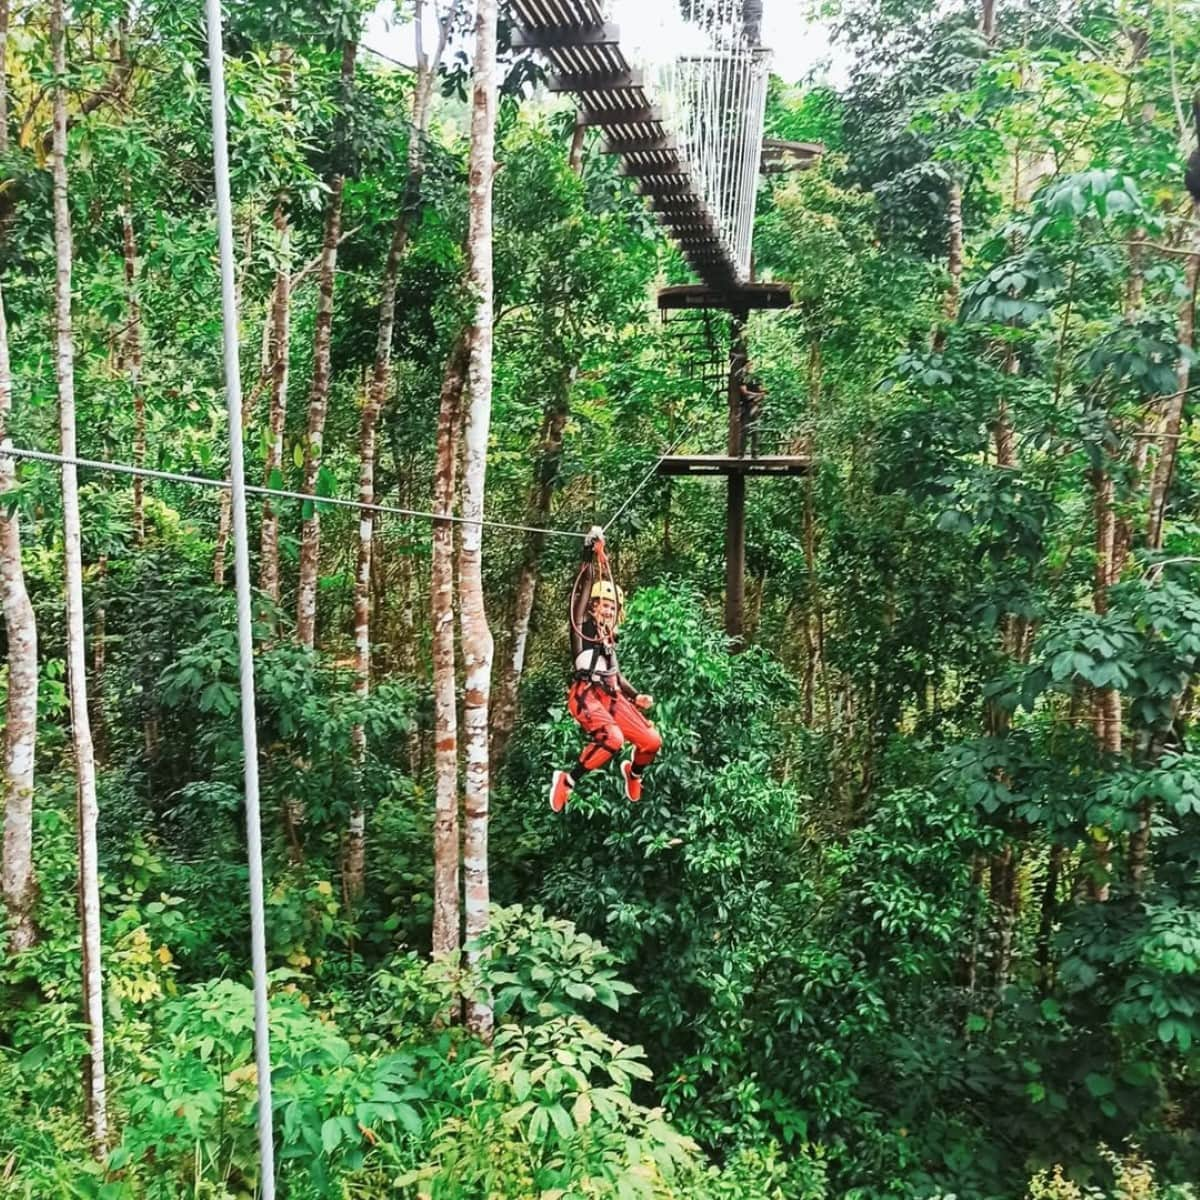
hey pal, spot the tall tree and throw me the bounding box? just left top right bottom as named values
left=0, top=278, right=37, bottom=953
left=345, top=0, right=451, bottom=900
left=0, top=0, right=8, bottom=156
left=459, top=0, right=498, bottom=1040
left=297, top=35, right=358, bottom=648
left=51, top=0, right=107, bottom=1151
left=259, top=44, right=294, bottom=608
left=259, top=192, right=292, bottom=605
left=431, top=333, right=468, bottom=966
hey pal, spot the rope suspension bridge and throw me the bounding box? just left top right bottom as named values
left=511, top=0, right=771, bottom=297
left=5, top=1, right=805, bottom=1193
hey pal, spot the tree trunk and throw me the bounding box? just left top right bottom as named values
left=459, top=0, right=498, bottom=1041
left=344, top=45, right=439, bottom=901
left=214, top=491, right=232, bottom=585
left=490, top=378, right=569, bottom=768
left=935, top=178, right=963, bottom=348
left=0, top=278, right=38, bottom=954
left=568, top=113, right=586, bottom=173
left=121, top=201, right=145, bottom=545
left=1145, top=203, right=1200, bottom=552
left=988, top=846, right=1017, bottom=997
left=259, top=194, right=291, bottom=606
left=52, top=0, right=108, bottom=1151
left=1036, top=843, right=1063, bottom=992
left=431, top=335, right=469, bottom=969
left=90, top=554, right=109, bottom=768
left=0, top=0, right=7, bottom=156
left=296, top=38, right=358, bottom=649
left=979, top=0, right=995, bottom=42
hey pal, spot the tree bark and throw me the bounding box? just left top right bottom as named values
left=490, top=377, right=569, bottom=768
left=431, top=335, right=469, bottom=970
left=296, top=38, right=358, bottom=649
left=936, top=178, right=964, bottom=348
left=1036, top=843, right=1063, bottom=992
left=259, top=194, right=292, bottom=606
left=52, top=0, right=108, bottom=1151
left=979, top=0, right=996, bottom=42
left=1145, top=203, right=1200, bottom=552
left=121, top=200, right=145, bottom=544
left=0, top=0, right=8, bottom=156
left=0, top=278, right=37, bottom=954
left=459, top=0, right=499, bottom=1040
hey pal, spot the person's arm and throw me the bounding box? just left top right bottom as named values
left=570, top=527, right=602, bottom=658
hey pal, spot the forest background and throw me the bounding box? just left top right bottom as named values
left=2, top=0, right=1200, bottom=1197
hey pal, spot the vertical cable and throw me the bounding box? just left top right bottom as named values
left=203, top=2, right=277, bottom=1195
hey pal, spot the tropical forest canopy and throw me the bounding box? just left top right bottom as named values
left=1, top=0, right=1200, bottom=1196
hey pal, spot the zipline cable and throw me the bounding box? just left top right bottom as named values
left=603, top=408, right=713, bottom=533
left=204, top=1, right=277, bottom=1194
left=0, top=445, right=585, bottom=540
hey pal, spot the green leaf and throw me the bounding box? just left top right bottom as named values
left=321, top=1117, right=343, bottom=1153
left=547, top=1103, right=574, bottom=1140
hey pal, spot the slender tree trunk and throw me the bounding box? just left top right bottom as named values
left=214, top=491, right=232, bottom=585
left=459, top=0, right=499, bottom=1040
left=988, top=846, right=1017, bottom=997
left=432, top=335, right=469, bottom=970
left=52, top=0, right=107, bottom=1150
left=933, top=178, right=963, bottom=350
left=0, top=0, right=8, bottom=156
left=0, top=279, right=37, bottom=953
left=296, top=38, right=358, bottom=649
left=1036, top=843, right=1063, bottom=992
left=259, top=195, right=291, bottom=605
left=1145, top=204, right=1200, bottom=551
left=979, top=0, right=995, bottom=42
left=490, top=379, right=569, bottom=768
left=1128, top=207, right=1200, bottom=882
left=957, top=853, right=985, bottom=995
left=90, top=554, right=109, bottom=767
left=1092, top=469, right=1120, bottom=741
left=121, top=200, right=145, bottom=544
left=568, top=113, right=586, bottom=173
left=344, top=47, right=439, bottom=899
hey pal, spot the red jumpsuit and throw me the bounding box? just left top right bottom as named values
left=567, top=568, right=661, bottom=777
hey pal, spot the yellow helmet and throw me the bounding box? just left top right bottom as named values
left=590, top=579, right=623, bottom=606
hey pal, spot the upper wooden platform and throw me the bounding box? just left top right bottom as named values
left=657, top=282, right=792, bottom=313
left=509, top=0, right=741, bottom=290
left=657, top=454, right=812, bottom=477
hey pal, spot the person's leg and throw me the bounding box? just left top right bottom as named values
left=612, top=694, right=661, bottom=771
left=552, top=687, right=622, bottom=811
left=611, top=694, right=661, bottom=801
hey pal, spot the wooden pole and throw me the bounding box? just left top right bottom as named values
left=725, top=312, right=748, bottom=647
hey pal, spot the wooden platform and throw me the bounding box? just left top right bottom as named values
left=657, top=454, right=811, bottom=477
left=508, top=0, right=741, bottom=290
left=657, top=282, right=792, bottom=312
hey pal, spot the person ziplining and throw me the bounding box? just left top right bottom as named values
left=549, top=526, right=661, bottom=812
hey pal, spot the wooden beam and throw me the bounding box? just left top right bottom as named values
left=604, top=134, right=679, bottom=155
left=620, top=159, right=690, bottom=178
left=511, top=23, right=621, bottom=50
left=548, top=68, right=646, bottom=93
left=577, top=105, right=662, bottom=127
left=636, top=175, right=700, bottom=195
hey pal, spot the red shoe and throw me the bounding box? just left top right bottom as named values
left=621, top=760, right=642, bottom=803
left=549, top=770, right=573, bottom=813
